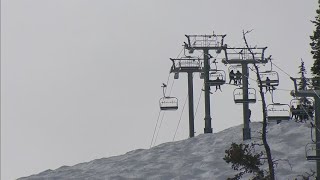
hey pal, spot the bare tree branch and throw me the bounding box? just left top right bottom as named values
left=242, top=30, right=275, bottom=180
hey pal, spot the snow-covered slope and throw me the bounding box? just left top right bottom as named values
left=19, top=121, right=314, bottom=180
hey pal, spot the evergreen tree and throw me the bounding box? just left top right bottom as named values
left=310, top=1, right=320, bottom=88
left=298, top=59, right=311, bottom=105
left=224, top=143, right=268, bottom=180
left=298, top=59, right=308, bottom=90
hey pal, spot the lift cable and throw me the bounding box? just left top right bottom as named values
left=150, top=73, right=172, bottom=148
left=150, top=47, right=186, bottom=148
left=172, top=91, right=188, bottom=141
left=272, top=62, right=292, bottom=78
left=271, top=61, right=320, bottom=98
left=191, top=46, right=257, bottom=86
left=150, top=110, right=162, bottom=148
left=194, top=86, right=204, bottom=119
left=269, top=62, right=320, bottom=140
left=313, top=89, right=320, bottom=100
left=152, top=74, right=178, bottom=146
left=152, top=110, right=166, bottom=147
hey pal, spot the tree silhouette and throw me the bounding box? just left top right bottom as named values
left=310, top=1, right=320, bottom=89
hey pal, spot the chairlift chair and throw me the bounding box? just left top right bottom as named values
left=207, top=69, right=226, bottom=86
left=159, top=97, right=178, bottom=111
left=259, top=71, right=279, bottom=87
left=159, top=84, right=178, bottom=111
left=267, top=103, right=290, bottom=122
left=290, top=98, right=314, bottom=120
left=233, top=88, right=257, bottom=104
left=228, top=65, right=242, bottom=84
left=305, top=142, right=320, bottom=161
left=228, top=65, right=242, bottom=73
left=290, top=98, right=314, bottom=112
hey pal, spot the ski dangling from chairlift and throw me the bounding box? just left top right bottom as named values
left=159, top=83, right=178, bottom=111
left=266, top=103, right=290, bottom=122
left=233, top=87, right=257, bottom=104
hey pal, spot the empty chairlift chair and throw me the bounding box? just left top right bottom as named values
left=233, top=88, right=257, bottom=104
left=267, top=103, right=290, bottom=122
left=305, top=142, right=320, bottom=161
left=159, top=83, right=178, bottom=111
left=159, top=97, right=178, bottom=110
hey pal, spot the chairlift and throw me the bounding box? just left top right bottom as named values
left=228, top=65, right=242, bottom=85
left=290, top=98, right=314, bottom=120
left=159, top=83, right=178, bottom=111
left=305, top=142, right=320, bottom=161
left=259, top=71, right=279, bottom=87
left=267, top=103, right=290, bottom=122
left=159, top=97, right=178, bottom=110
left=290, top=98, right=314, bottom=109
left=228, top=65, right=242, bottom=73
left=207, top=69, right=226, bottom=86
left=233, top=88, right=257, bottom=104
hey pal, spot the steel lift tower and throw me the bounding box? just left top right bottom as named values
left=222, top=47, right=268, bottom=140
left=291, top=77, right=320, bottom=179
left=169, top=56, right=204, bottom=138
left=184, top=33, right=226, bottom=133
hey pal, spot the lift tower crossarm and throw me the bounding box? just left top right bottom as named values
left=184, top=32, right=227, bottom=134
left=222, top=47, right=268, bottom=64
left=169, top=57, right=204, bottom=73
left=185, top=34, right=226, bottom=50
left=169, top=56, right=206, bottom=138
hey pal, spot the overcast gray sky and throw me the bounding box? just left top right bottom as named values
left=1, top=0, right=318, bottom=179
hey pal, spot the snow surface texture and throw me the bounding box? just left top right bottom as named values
left=19, top=121, right=314, bottom=180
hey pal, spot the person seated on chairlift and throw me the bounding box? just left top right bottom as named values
left=296, top=105, right=307, bottom=122
left=265, top=77, right=274, bottom=92
left=235, top=71, right=242, bottom=84
left=215, top=77, right=222, bottom=92
left=229, top=70, right=236, bottom=84
left=290, top=105, right=297, bottom=120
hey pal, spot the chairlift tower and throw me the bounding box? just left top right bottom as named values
left=170, top=56, right=204, bottom=138
left=222, top=47, right=268, bottom=140
left=184, top=33, right=226, bottom=133
left=291, top=77, right=320, bottom=178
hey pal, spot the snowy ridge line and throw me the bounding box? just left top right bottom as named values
left=19, top=121, right=313, bottom=180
